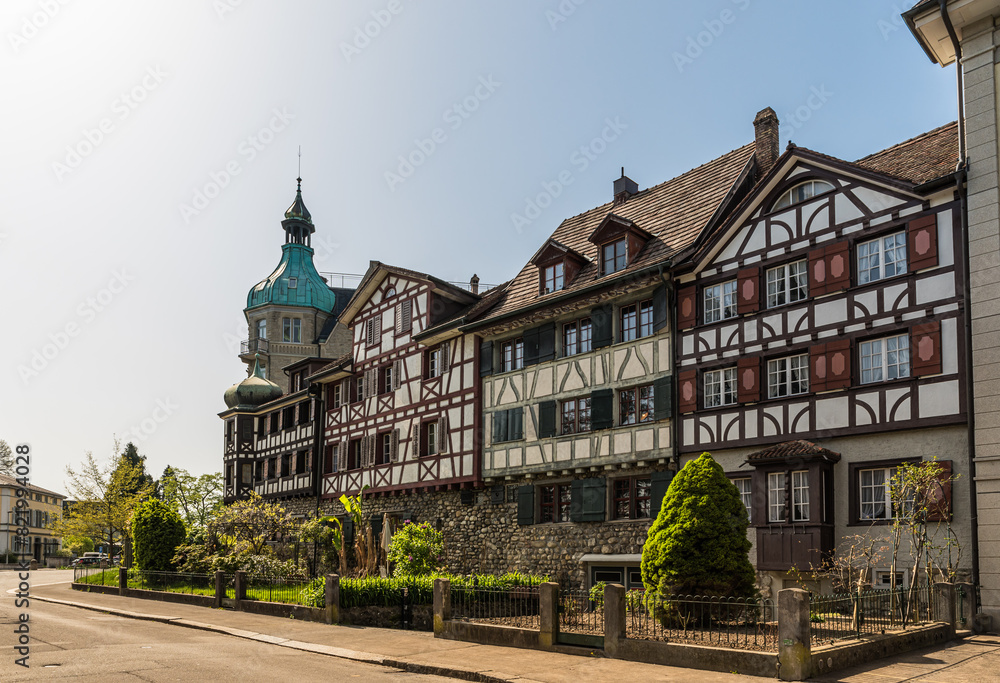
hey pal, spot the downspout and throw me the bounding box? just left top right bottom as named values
left=940, top=0, right=978, bottom=586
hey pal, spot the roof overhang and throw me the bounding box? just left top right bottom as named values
left=904, top=0, right=999, bottom=66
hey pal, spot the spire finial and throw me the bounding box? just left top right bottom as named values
left=297, top=146, right=302, bottom=190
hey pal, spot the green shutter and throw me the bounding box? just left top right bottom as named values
left=591, top=389, right=614, bottom=430
left=523, top=327, right=540, bottom=366
left=571, top=478, right=606, bottom=522
left=370, top=513, right=383, bottom=542
left=591, top=304, right=614, bottom=348
left=517, top=486, right=535, bottom=525
left=652, top=284, right=668, bottom=332
left=538, top=322, right=556, bottom=362
left=653, top=375, right=673, bottom=421
left=341, top=516, right=355, bottom=547
left=650, top=470, right=675, bottom=518
left=492, top=410, right=508, bottom=443
left=479, top=341, right=494, bottom=376
left=510, top=408, right=524, bottom=440
left=538, top=401, right=557, bottom=438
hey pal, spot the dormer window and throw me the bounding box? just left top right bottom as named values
left=542, top=263, right=564, bottom=294
left=288, top=277, right=298, bottom=289
left=588, top=214, right=651, bottom=277
left=773, top=180, right=835, bottom=211
left=530, top=239, right=587, bottom=297
left=602, top=238, right=627, bottom=275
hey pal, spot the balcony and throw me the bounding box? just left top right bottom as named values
left=240, top=338, right=269, bottom=355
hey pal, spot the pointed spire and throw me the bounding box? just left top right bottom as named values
left=284, top=174, right=312, bottom=224
left=252, top=353, right=266, bottom=379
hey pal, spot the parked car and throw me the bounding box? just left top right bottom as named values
left=71, top=552, right=108, bottom=567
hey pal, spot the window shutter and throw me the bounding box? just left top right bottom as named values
left=571, top=478, right=606, bottom=522
left=395, top=303, right=403, bottom=334
left=808, top=248, right=828, bottom=298
left=912, top=321, right=942, bottom=377
left=479, top=341, right=494, bottom=377
left=824, top=241, right=850, bottom=293
left=908, top=214, right=939, bottom=272
left=810, top=343, right=828, bottom=393
left=391, top=428, right=400, bottom=462
left=366, top=318, right=375, bottom=345
left=591, top=304, right=614, bottom=348
left=590, top=389, right=614, bottom=430
left=439, top=342, right=450, bottom=374
left=737, top=267, right=761, bottom=315
left=652, top=284, right=668, bottom=332
left=396, top=300, right=413, bottom=334
left=537, top=400, right=557, bottom=438
left=392, top=359, right=403, bottom=390
left=678, top=369, right=697, bottom=413
left=653, top=375, right=673, bottom=420
left=374, top=314, right=382, bottom=341
left=370, top=513, right=383, bottom=544
left=342, top=517, right=355, bottom=547
left=677, top=285, right=697, bottom=329
left=516, top=486, right=535, bottom=526
left=650, top=470, right=675, bottom=519
left=492, top=410, right=508, bottom=444
left=522, top=326, right=540, bottom=366
left=737, top=356, right=760, bottom=403
left=925, top=459, right=953, bottom=522
left=825, top=340, right=852, bottom=390
left=510, top=408, right=524, bottom=440
left=361, top=436, right=370, bottom=467
left=537, top=322, right=556, bottom=362
left=411, top=424, right=421, bottom=457
left=338, top=440, right=348, bottom=471
left=436, top=415, right=448, bottom=453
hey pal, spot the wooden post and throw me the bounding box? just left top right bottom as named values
left=603, top=583, right=626, bottom=658
left=433, top=578, right=450, bottom=636
left=538, top=582, right=558, bottom=650
left=325, top=574, right=340, bottom=625
left=778, top=588, right=811, bottom=681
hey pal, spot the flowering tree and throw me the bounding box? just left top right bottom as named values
left=387, top=521, right=443, bottom=577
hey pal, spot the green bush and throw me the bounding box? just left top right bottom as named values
left=641, top=452, right=755, bottom=600
left=387, top=521, right=443, bottom=577
left=132, top=500, right=186, bottom=571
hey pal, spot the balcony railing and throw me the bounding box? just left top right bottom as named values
left=240, top=338, right=269, bottom=355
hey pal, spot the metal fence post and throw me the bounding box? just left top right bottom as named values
left=325, top=574, right=340, bottom=625
left=433, top=578, right=450, bottom=636
left=934, top=582, right=957, bottom=637
left=603, top=583, right=626, bottom=658
left=778, top=588, right=811, bottom=681
left=118, top=566, right=127, bottom=596
left=955, top=582, right=974, bottom=629
left=214, top=571, right=225, bottom=608
left=538, top=582, right=558, bottom=650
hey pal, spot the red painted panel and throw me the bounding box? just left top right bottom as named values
left=907, top=214, right=938, bottom=272
left=810, top=343, right=828, bottom=393
left=737, top=267, right=760, bottom=315
left=678, top=369, right=697, bottom=414
left=737, top=356, right=760, bottom=403
left=911, top=320, right=942, bottom=377
left=824, top=240, right=850, bottom=294
left=677, top=286, right=697, bottom=330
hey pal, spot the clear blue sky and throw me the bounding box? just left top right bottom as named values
left=0, top=1, right=956, bottom=496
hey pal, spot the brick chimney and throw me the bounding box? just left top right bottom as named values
left=470, top=274, right=479, bottom=295
left=613, top=167, right=639, bottom=204
left=753, top=107, right=780, bottom=178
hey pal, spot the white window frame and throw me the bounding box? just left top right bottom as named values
left=872, top=568, right=909, bottom=590
left=542, top=262, right=564, bottom=294
left=733, top=477, right=752, bottom=521
left=256, top=319, right=266, bottom=340
left=282, top=317, right=301, bottom=343
left=427, top=348, right=441, bottom=378
left=791, top=470, right=809, bottom=522
left=767, top=354, right=810, bottom=399
left=858, top=230, right=907, bottom=285
left=704, top=367, right=737, bottom=408
left=287, top=277, right=298, bottom=289
left=768, top=472, right=786, bottom=523
left=773, top=180, right=835, bottom=210
left=859, top=466, right=893, bottom=521
left=426, top=421, right=438, bottom=456
left=704, top=280, right=738, bottom=324
left=766, top=260, right=808, bottom=309
left=860, top=334, right=910, bottom=384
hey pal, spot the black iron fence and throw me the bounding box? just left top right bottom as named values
left=450, top=584, right=541, bottom=630
left=244, top=573, right=313, bottom=605
left=626, top=592, right=778, bottom=652
left=128, top=569, right=215, bottom=595
left=559, top=588, right=603, bottom=636
left=73, top=565, right=116, bottom=586
left=809, top=585, right=934, bottom=645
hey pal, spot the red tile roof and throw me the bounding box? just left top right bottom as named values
left=853, top=121, right=959, bottom=185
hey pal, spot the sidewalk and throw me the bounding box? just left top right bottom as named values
left=30, top=575, right=770, bottom=683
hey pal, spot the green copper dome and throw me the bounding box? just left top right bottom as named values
left=224, top=355, right=283, bottom=410
left=285, top=177, right=312, bottom=223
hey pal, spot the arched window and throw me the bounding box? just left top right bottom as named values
left=385, top=287, right=396, bottom=298
left=773, top=180, right=835, bottom=211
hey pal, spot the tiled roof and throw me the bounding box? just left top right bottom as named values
left=0, top=474, right=65, bottom=498
left=476, top=143, right=757, bottom=323
left=746, top=440, right=842, bottom=463
left=852, top=121, right=959, bottom=185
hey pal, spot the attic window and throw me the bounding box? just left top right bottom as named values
left=773, top=180, right=834, bottom=211
left=602, top=238, right=627, bottom=275
left=385, top=287, right=396, bottom=298
left=288, top=277, right=298, bottom=289
left=542, top=263, right=564, bottom=294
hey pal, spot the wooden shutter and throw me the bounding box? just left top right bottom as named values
left=925, top=459, right=953, bottom=522
left=825, top=339, right=852, bottom=390
left=590, top=389, right=614, bottom=430
left=373, top=314, right=382, bottom=341
left=522, top=326, right=540, bottom=366
left=810, top=343, right=829, bottom=393
left=492, top=410, right=508, bottom=444
left=652, top=284, right=668, bottom=332
left=390, top=429, right=400, bottom=462
left=678, top=369, right=697, bottom=413
left=809, top=248, right=828, bottom=297
left=650, top=470, right=675, bottom=518
left=396, top=300, right=413, bottom=334
left=591, top=304, right=614, bottom=348
left=912, top=321, right=942, bottom=377
left=411, top=424, right=421, bottom=457
left=338, top=440, right=348, bottom=471
left=537, top=400, right=557, bottom=438
left=908, top=214, right=939, bottom=272
left=737, top=356, right=760, bottom=403
left=510, top=408, right=524, bottom=440
left=653, top=375, right=673, bottom=420
left=366, top=318, right=375, bottom=345
left=517, top=486, right=535, bottom=525
left=571, top=478, right=606, bottom=523
left=479, top=341, right=494, bottom=377
left=824, top=241, right=850, bottom=294
left=677, top=285, right=697, bottom=330
left=439, top=342, right=450, bottom=374
left=392, top=359, right=403, bottom=390
left=538, top=322, right=556, bottom=362
left=436, top=415, right=448, bottom=453
left=737, top=267, right=761, bottom=315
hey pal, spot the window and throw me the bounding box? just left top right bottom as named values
left=378, top=432, right=392, bottom=465
left=602, top=238, right=627, bottom=275
left=328, top=382, right=342, bottom=409
left=563, top=318, right=592, bottom=356
left=860, top=334, right=910, bottom=384
left=424, top=421, right=438, bottom=456
left=542, top=263, right=564, bottom=294
left=768, top=472, right=786, bottom=522
left=704, top=367, right=737, bottom=408
left=501, top=338, right=524, bottom=372
left=561, top=397, right=591, bottom=435
left=613, top=477, right=652, bottom=520
left=791, top=470, right=809, bottom=522
left=256, top=319, right=266, bottom=340
left=380, top=364, right=394, bottom=394
left=873, top=570, right=908, bottom=589
left=385, top=287, right=396, bottom=298
left=858, top=230, right=907, bottom=284
left=704, top=280, right=737, bottom=324
left=348, top=439, right=362, bottom=470
left=295, top=450, right=308, bottom=474
left=766, top=260, right=808, bottom=308
left=620, top=300, right=652, bottom=342
left=492, top=408, right=524, bottom=443
left=773, top=180, right=835, bottom=210
left=539, top=484, right=571, bottom=523
left=858, top=466, right=904, bottom=521
left=733, top=477, right=752, bottom=521
left=280, top=453, right=291, bottom=477
left=282, top=317, right=301, bottom=343
left=297, top=400, right=311, bottom=425
left=268, top=412, right=279, bottom=434
left=767, top=354, right=809, bottom=398
left=288, top=277, right=297, bottom=289
left=619, top=385, right=654, bottom=425
left=324, top=444, right=338, bottom=474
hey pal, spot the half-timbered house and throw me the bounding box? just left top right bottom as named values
left=673, top=121, right=972, bottom=593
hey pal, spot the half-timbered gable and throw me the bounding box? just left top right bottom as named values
left=315, top=263, right=483, bottom=501
left=673, top=122, right=972, bottom=587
